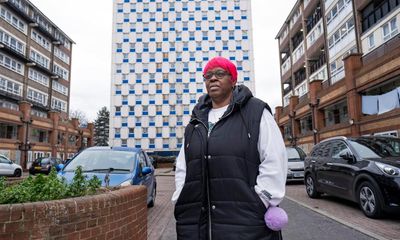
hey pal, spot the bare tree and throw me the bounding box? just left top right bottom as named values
left=69, top=109, right=88, bottom=127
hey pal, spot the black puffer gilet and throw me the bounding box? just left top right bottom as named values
left=174, top=85, right=280, bottom=240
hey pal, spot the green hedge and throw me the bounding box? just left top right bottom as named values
left=0, top=166, right=101, bottom=204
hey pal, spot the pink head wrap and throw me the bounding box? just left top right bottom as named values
left=203, top=57, right=238, bottom=84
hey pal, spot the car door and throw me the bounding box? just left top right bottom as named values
left=138, top=152, right=152, bottom=200
left=314, top=142, right=333, bottom=191
left=325, top=140, right=356, bottom=198
left=0, top=156, right=13, bottom=175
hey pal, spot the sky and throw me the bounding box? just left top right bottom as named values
left=30, top=0, right=296, bottom=121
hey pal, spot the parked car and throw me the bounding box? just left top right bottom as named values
left=286, top=146, right=306, bottom=182
left=304, top=136, right=400, bottom=218
left=58, top=146, right=157, bottom=207
left=0, top=154, right=22, bottom=177
left=29, top=157, right=64, bottom=175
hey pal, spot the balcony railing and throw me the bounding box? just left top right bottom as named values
left=306, top=19, right=324, bottom=49
left=292, top=42, right=305, bottom=64
left=281, top=57, right=291, bottom=76
left=309, top=64, right=327, bottom=82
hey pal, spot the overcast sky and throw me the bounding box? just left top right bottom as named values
left=30, top=0, right=296, bottom=121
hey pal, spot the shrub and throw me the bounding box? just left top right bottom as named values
left=0, top=166, right=101, bottom=204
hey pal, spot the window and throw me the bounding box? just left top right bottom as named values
left=31, top=30, right=51, bottom=51
left=0, top=52, right=24, bottom=74
left=28, top=69, right=49, bottom=87
left=0, top=122, right=18, bottom=139
left=53, top=63, right=69, bottom=80
left=0, top=75, right=22, bottom=96
left=54, top=47, right=70, bottom=64
left=331, top=141, right=351, bottom=159
left=51, top=97, right=67, bottom=112
left=30, top=48, right=50, bottom=69
left=367, top=34, right=375, bottom=49
left=382, top=17, right=398, bottom=41
left=52, top=81, right=68, bottom=95
left=27, top=87, right=48, bottom=106
left=30, top=128, right=49, bottom=143
left=324, top=101, right=348, bottom=127
left=0, top=6, right=26, bottom=33
left=0, top=28, right=25, bottom=54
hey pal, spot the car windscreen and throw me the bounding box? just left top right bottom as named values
left=35, top=158, right=50, bottom=164
left=63, top=150, right=137, bottom=173
left=349, top=138, right=400, bottom=158
left=286, top=147, right=303, bottom=161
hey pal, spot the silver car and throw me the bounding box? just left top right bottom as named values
left=0, top=154, right=22, bottom=177
left=286, top=147, right=306, bottom=182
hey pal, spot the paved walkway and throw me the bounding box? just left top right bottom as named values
left=148, top=169, right=176, bottom=240
left=285, top=183, right=400, bottom=240
left=149, top=169, right=400, bottom=240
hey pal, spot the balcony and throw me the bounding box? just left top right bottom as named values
left=281, top=57, right=291, bottom=76
left=326, top=1, right=353, bottom=34
left=330, top=66, right=345, bottom=84
left=309, top=64, right=328, bottom=82
left=361, top=11, right=400, bottom=55
left=307, top=19, right=324, bottom=50
left=308, top=52, right=326, bottom=76
left=328, top=28, right=356, bottom=60
left=292, top=41, right=305, bottom=64
left=325, top=0, right=336, bottom=10
left=361, top=0, right=400, bottom=33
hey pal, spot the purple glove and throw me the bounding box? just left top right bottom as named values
left=264, top=206, right=288, bottom=231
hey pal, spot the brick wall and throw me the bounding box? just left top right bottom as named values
left=0, top=186, right=147, bottom=240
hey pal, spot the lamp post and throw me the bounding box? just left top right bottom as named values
left=19, top=117, right=33, bottom=169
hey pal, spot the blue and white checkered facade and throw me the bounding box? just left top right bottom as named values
left=110, top=0, right=255, bottom=154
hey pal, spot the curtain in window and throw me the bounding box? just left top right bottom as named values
left=362, top=95, right=379, bottom=115
left=378, top=88, right=400, bottom=114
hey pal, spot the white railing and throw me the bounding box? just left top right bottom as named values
left=327, top=2, right=353, bottom=33
left=307, top=19, right=324, bottom=49
left=309, top=64, right=328, bottom=82
left=283, top=92, right=292, bottom=107
left=292, top=42, right=305, bottom=64
left=329, top=29, right=356, bottom=60
left=281, top=57, right=291, bottom=76
left=330, top=67, right=345, bottom=84
left=295, top=81, right=308, bottom=97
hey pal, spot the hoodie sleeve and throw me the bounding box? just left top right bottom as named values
left=171, top=141, right=186, bottom=204
left=254, top=109, right=288, bottom=208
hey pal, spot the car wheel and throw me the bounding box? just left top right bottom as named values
left=148, top=185, right=156, bottom=208
left=14, top=169, right=22, bottom=177
left=305, top=174, right=321, bottom=198
left=357, top=181, right=383, bottom=218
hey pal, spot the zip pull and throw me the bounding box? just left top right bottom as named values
left=247, top=133, right=251, bottom=139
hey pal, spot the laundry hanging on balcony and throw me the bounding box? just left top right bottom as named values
left=362, top=87, right=400, bottom=115
left=361, top=95, right=379, bottom=115
left=378, top=88, right=400, bottom=114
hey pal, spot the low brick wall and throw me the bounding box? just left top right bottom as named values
left=0, top=186, right=147, bottom=240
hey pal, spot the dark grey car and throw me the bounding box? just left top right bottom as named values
left=304, top=136, right=400, bottom=218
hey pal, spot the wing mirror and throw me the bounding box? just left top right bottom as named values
left=56, top=164, right=65, bottom=171
left=340, top=152, right=355, bottom=162
left=142, top=166, right=152, bottom=175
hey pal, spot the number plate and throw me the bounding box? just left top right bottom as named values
left=34, top=167, right=41, bottom=170
left=294, top=172, right=304, bottom=178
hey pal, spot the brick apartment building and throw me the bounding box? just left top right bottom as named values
left=0, top=0, right=93, bottom=169
left=275, top=0, right=400, bottom=153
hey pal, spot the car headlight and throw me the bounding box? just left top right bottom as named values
left=375, top=162, right=400, bottom=176
left=120, top=179, right=132, bottom=187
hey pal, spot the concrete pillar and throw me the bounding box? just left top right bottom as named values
left=343, top=54, right=363, bottom=137
left=309, top=80, right=323, bottom=144
left=289, top=96, right=299, bottom=146
left=18, top=101, right=32, bottom=170
left=48, top=111, right=60, bottom=157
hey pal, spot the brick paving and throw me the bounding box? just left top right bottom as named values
left=148, top=169, right=176, bottom=240
left=285, top=183, right=400, bottom=240
left=148, top=170, right=400, bottom=240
